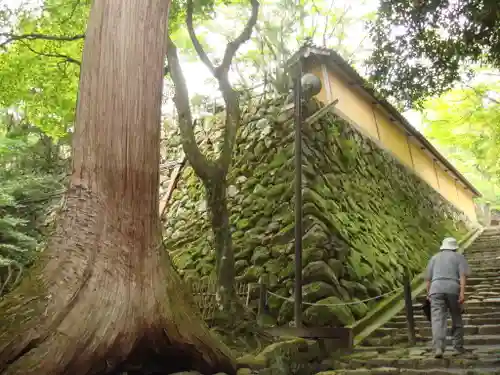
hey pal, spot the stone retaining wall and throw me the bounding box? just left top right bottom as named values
left=162, top=95, right=469, bottom=326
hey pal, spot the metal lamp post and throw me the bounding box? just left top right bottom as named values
left=293, top=57, right=304, bottom=328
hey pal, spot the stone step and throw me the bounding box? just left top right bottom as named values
left=331, top=351, right=500, bottom=371
left=460, top=293, right=500, bottom=301
left=468, top=288, right=500, bottom=294
left=469, top=240, right=500, bottom=245
left=473, top=243, right=500, bottom=247
left=468, top=258, right=500, bottom=261
left=467, top=250, right=500, bottom=255
left=468, top=253, right=500, bottom=257
left=385, top=317, right=500, bottom=329
left=468, top=262, right=500, bottom=268
left=466, top=278, right=500, bottom=286
left=467, top=247, right=500, bottom=252
left=464, top=290, right=500, bottom=296
left=468, top=237, right=500, bottom=241
left=469, top=269, right=500, bottom=274
left=468, top=258, right=500, bottom=263
left=467, top=248, right=500, bottom=253
left=412, top=300, right=500, bottom=310
left=353, top=344, right=500, bottom=353
left=410, top=305, right=500, bottom=316
left=322, top=367, right=500, bottom=374
left=474, top=235, right=500, bottom=240
left=363, top=334, right=500, bottom=347
left=394, top=312, right=500, bottom=323
left=373, top=325, right=500, bottom=338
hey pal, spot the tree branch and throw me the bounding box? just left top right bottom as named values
left=0, top=32, right=85, bottom=48
left=182, top=0, right=259, bottom=173
left=166, top=36, right=214, bottom=181
left=216, top=0, right=260, bottom=79
left=466, top=84, right=500, bottom=105
left=186, top=0, right=260, bottom=80
left=20, top=41, right=81, bottom=65
left=186, top=0, right=216, bottom=75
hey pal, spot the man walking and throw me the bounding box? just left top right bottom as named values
left=425, top=237, right=470, bottom=358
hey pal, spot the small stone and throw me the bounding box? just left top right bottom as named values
left=227, top=185, right=238, bottom=197
left=236, top=176, right=247, bottom=184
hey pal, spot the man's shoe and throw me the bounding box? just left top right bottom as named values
left=434, top=349, right=444, bottom=359
left=452, top=347, right=467, bottom=356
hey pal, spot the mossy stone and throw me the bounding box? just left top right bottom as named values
left=303, top=296, right=355, bottom=327
left=302, top=281, right=336, bottom=303
left=239, top=266, right=263, bottom=283
left=235, top=259, right=249, bottom=274
left=340, top=279, right=369, bottom=299
left=302, top=261, right=341, bottom=290
left=349, top=299, right=369, bottom=319
left=255, top=338, right=321, bottom=368
left=236, top=218, right=251, bottom=230
left=277, top=299, right=294, bottom=325
left=267, top=288, right=287, bottom=315
left=264, top=259, right=283, bottom=275
left=251, top=246, right=270, bottom=265
left=302, top=247, right=327, bottom=265
left=235, top=246, right=253, bottom=261
left=327, top=259, right=344, bottom=276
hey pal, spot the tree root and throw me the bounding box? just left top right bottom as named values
left=0, top=191, right=236, bottom=375
left=208, top=302, right=274, bottom=356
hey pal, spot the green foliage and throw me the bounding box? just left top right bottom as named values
left=0, top=111, right=65, bottom=295
left=368, top=0, right=500, bottom=108
left=0, top=0, right=224, bottom=136
left=0, top=0, right=86, bottom=138
left=422, top=79, right=500, bottom=208
left=173, top=0, right=375, bottom=94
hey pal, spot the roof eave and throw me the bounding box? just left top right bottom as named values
left=294, top=48, right=481, bottom=198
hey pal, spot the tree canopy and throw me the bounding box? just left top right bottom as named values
left=422, top=78, right=500, bottom=208
left=368, top=0, right=500, bottom=108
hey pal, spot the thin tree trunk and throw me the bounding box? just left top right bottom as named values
left=204, top=174, right=235, bottom=310
left=0, top=1, right=235, bottom=374
left=167, top=0, right=259, bottom=309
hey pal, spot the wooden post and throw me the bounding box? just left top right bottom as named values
left=257, top=276, right=268, bottom=326
left=403, top=269, right=416, bottom=345
left=245, top=284, right=252, bottom=307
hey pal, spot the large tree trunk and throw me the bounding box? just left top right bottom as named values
left=0, top=1, right=235, bottom=374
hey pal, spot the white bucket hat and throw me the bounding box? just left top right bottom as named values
left=440, top=237, right=459, bottom=251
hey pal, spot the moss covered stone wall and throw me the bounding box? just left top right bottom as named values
left=163, top=96, right=470, bottom=327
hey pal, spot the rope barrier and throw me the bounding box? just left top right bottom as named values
left=266, top=286, right=403, bottom=307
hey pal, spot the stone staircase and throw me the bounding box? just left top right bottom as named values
left=322, top=228, right=500, bottom=374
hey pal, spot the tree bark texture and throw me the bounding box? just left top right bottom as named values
left=0, top=1, right=235, bottom=374
left=204, top=173, right=235, bottom=309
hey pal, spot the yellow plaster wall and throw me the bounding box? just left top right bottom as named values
left=457, top=185, right=478, bottom=221
left=436, top=166, right=459, bottom=207
left=309, top=65, right=329, bottom=104
left=309, top=65, right=380, bottom=140
left=373, top=110, right=413, bottom=168
left=409, top=144, right=439, bottom=191
left=305, top=62, right=478, bottom=221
